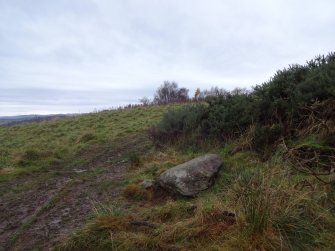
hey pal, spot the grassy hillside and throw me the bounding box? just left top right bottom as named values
left=0, top=103, right=185, bottom=250
left=0, top=102, right=334, bottom=251
left=0, top=104, right=182, bottom=181
left=1, top=53, right=334, bottom=250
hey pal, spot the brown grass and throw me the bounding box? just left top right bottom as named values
left=96, top=215, right=131, bottom=231
left=123, top=184, right=152, bottom=201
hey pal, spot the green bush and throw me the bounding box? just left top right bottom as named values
left=253, top=52, right=335, bottom=125
left=202, top=90, right=254, bottom=139
left=150, top=52, right=335, bottom=153
left=252, top=124, right=283, bottom=154
left=149, top=104, right=207, bottom=146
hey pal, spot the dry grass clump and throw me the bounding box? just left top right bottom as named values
left=138, top=196, right=236, bottom=249
left=59, top=195, right=238, bottom=250
left=123, top=184, right=152, bottom=201
left=95, top=215, right=131, bottom=231
left=148, top=200, right=196, bottom=222
left=128, top=152, right=142, bottom=168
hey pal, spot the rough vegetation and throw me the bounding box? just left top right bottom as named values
left=150, top=52, right=335, bottom=150
left=0, top=104, right=181, bottom=250
left=1, top=53, right=335, bottom=250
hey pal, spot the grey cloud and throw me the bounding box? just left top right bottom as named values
left=0, top=0, right=334, bottom=115
left=0, top=87, right=152, bottom=115
left=0, top=87, right=151, bottom=105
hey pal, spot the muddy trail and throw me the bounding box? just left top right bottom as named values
left=0, top=133, right=151, bottom=251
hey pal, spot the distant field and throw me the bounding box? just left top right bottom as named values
left=0, top=114, right=74, bottom=125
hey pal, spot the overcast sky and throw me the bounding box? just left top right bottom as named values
left=0, top=0, right=334, bottom=115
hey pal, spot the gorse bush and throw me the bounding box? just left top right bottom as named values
left=253, top=54, right=335, bottom=126
left=150, top=52, right=335, bottom=153
left=252, top=124, right=283, bottom=154
left=202, top=89, right=254, bottom=139
left=149, top=104, right=207, bottom=146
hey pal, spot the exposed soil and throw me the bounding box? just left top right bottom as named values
left=0, top=133, right=151, bottom=251
left=0, top=176, right=72, bottom=250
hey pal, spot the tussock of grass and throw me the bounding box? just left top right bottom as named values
left=224, top=165, right=335, bottom=251
left=78, top=132, right=97, bottom=143
left=147, top=200, right=196, bottom=222
left=123, top=184, right=152, bottom=201
left=127, top=152, right=141, bottom=168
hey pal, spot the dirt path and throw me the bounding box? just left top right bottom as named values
left=0, top=176, right=72, bottom=250
left=0, top=133, right=151, bottom=251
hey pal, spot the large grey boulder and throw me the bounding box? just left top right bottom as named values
left=158, top=154, right=222, bottom=196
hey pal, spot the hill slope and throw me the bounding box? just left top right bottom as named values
left=0, top=102, right=334, bottom=251
left=0, top=104, right=181, bottom=250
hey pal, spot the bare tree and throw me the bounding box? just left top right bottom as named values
left=154, top=81, right=189, bottom=104
left=198, top=86, right=228, bottom=99
left=231, top=88, right=249, bottom=95
left=139, top=96, right=151, bottom=106
left=177, top=88, right=189, bottom=102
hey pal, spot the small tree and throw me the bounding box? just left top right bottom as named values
left=154, top=81, right=189, bottom=104
left=177, top=88, right=189, bottom=102
left=199, top=86, right=228, bottom=99
left=139, top=96, right=151, bottom=106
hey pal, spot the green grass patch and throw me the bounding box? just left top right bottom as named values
left=0, top=104, right=183, bottom=180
